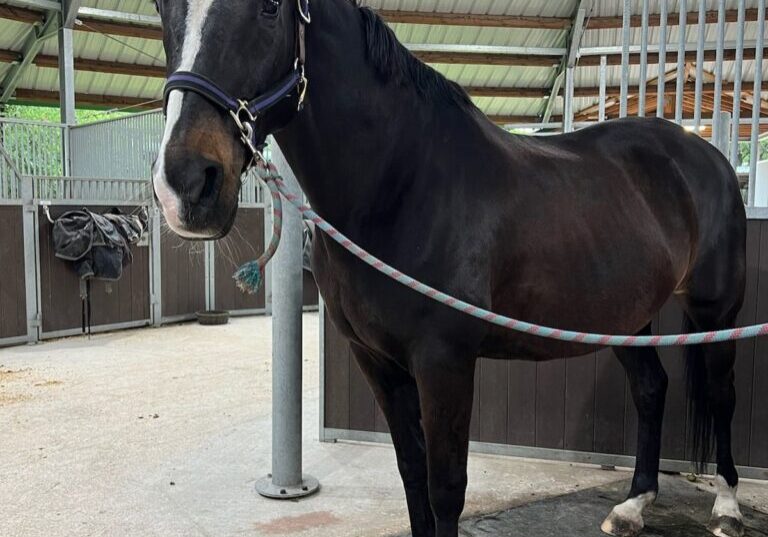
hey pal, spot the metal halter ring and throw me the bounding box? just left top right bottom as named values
left=297, top=0, right=311, bottom=24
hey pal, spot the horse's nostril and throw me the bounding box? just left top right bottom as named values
left=200, top=165, right=220, bottom=203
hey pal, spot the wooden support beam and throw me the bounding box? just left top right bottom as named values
left=1, top=5, right=766, bottom=35
left=377, top=11, right=572, bottom=30
left=0, top=5, right=45, bottom=25
left=586, top=8, right=768, bottom=30
left=11, top=88, right=159, bottom=110
left=578, top=47, right=759, bottom=66
left=412, top=51, right=561, bottom=67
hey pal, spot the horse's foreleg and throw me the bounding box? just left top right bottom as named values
left=350, top=344, right=435, bottom=537
left=602, top=329, right=668, bottom=537
left=412, top=346, right=476, bottom=537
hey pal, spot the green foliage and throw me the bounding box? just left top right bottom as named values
left=739, top=139, right=768, bottom=168
left=1, top=104, right=128, bottom=124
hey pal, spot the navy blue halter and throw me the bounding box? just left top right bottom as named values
left=162, top=0, right=310, bottom=156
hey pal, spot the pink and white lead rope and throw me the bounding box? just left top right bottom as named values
left=239, top=164, right=768, bottom=347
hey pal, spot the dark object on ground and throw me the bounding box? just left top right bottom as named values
left=403, top=476, right=768, bottom=537
left=196, top=310, right=230, bottom=326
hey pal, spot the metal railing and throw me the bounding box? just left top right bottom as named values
left=70, top=110, right=165, bottom=179
left=0, top=142, right=22, bottom=201
left=31, top=175, right=152, bottom=205
left=0, top=118, right=66, bottom=177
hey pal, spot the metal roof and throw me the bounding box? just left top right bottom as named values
left=0, top=0, right=765, bottom=121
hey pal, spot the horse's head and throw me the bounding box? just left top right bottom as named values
left=152, top=0, right=306, bottom=239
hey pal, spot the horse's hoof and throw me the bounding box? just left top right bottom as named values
left=707, top=515, right=745, bottom=537
left=600, top=510, right=644, bottom=537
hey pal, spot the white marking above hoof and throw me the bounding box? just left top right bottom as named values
left=708, top=476, right=744, bottom=537
left=601, top=492, right=656, bottom=537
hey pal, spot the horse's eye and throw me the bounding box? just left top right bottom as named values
left=262, top=0, right=280, bottom=17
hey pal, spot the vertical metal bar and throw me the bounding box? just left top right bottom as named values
left=564, top=66, right=575, bottom=132
left=748, top=0, right=766, bottom=206
left=639, top=0, right=650, bottom=116
left=693, top=0, right=706, bottom=132
left=256, top=139, right=319, bottom=500
left=21, top=176, right=40, bottom=342
left=599, top=55, right=608, bottom=122
left=729, top=0, right=746, bottom=165
left=712, top=0, right=726, bottom=143
left=58, top=27, right=76, bottom=176
left=716, top=112, right=731, bottom=162
left=656, top=0, right=669, bottom=118
left=620, top=0, right=632, bottom=118
left=675, top=0, right=687, bottom=124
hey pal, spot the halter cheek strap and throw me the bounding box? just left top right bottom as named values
left=162, top=0, right=310, bottom=163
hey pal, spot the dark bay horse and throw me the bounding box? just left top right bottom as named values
left=151, top=1, right=747, bottom=536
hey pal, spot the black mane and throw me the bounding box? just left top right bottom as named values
left=357, top=7, right=473, bottom=107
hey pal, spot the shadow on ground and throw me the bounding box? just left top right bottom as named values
left=403, top=475, right=768, bottom=537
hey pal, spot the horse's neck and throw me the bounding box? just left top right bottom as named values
left=274, top=2, right=465, bottom=229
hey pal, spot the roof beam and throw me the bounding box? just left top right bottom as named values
left=542, top=2, right=587, bottom=123
left=11, top=88, right=159, bottom=110
left=1, top=5, right=767, bottom=33
left=4, top=46, right=766, bottom=95
left=0, top=8, right=59, bottom=103
left=61, top=0, right=82, bottom=29
left=377, top=11, right=572, bottom=30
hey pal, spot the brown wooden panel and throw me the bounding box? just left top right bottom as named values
left=535, top=359, right=566, bottom=449
left=348, top=350, right=377, bottom=433
left=565, top=353, right=596, bottom=452
left=0, top=205, right=26, bottom=339
left=39, top=206, right=150, bottom=333
left=214, top=208, right=265, bottom=312
left=594, top=349, right=627, bottom=455
left=656, top=301, right=687, bottom=462
left=469, top=360, right=482, bottom=440
left=749, top=221, right=768, bottom=468
left=303, top=270, right=319, bottom=307
left=322, top=218, right=768, bottom=473
left=160, top=223, right=205, bottom=318
left=323, top=310, right=350, bottom=430
left=476, top=359, right=509, bottom=444
left=732, top=220, right=760, bottom=465
left=506, top=360, right=537, bottom=446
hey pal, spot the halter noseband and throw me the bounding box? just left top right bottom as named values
left=162, top=0, right=310, bottom=163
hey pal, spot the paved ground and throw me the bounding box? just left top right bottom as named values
left=1, top=313, right=766, bottom=537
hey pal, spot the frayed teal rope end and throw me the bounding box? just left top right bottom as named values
left=234, top=261, right=263, bottom=294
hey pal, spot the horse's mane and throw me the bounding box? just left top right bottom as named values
left=353, top=5, right=473, bottom=108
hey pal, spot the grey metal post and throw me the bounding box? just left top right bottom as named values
left=716, top=112, right=732, bottom=157
left=729, top=0, right=746, bottom=166
left=657, top=0, right=668, bottom=118
left=58, top=27, right=76, bottom=176
left=564, top=67, right=575, bottom=132
left=693, top=0, right=706, bottom=132
left=675, top=0, right=687, bottom=125
left=256, top=140, right=319, bottom=499
left=21, top=176, right=40, bottom=342
left=150, top=200, right=163, bottom=326
left=747, top=0, right=766, bottom=207
left=204, top=241, right=216, bottom=311
left=619, top=0, right=631, bottom=118
left=712, top=0, right=726, bottom=143
left=599, top=55, right=607, bottom=122
left=638, top=0, right=649, bottom=117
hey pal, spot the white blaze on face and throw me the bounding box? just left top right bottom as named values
left=153, top=0, right=218, bottom=233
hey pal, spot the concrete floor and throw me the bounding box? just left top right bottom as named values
left=1, top=313, right=766, bottom=537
